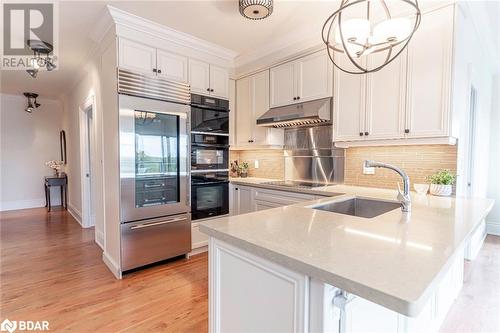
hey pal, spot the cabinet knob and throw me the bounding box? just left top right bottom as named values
left=248, top=139, right=254, bottom=143
left=364, top=132, right=369, bottom=136
left=297, top=96, right=300, bottom=100
left=359, top=132, right=364, bottom=136
left=293, top=97, right=297, bottom=100
left=152, top=68, right=157, bottom=73
left=207, top=88, right=210, bottom=92
left=404, top=129, right=410, bottom=134
left=235, top=188, right=239, bottom=191
left=210, top=88, right=214, bottom=92
left=157, top=69, right=162, bottom=74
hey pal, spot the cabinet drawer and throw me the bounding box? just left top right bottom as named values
left=254, top=187, right=316, bottom=202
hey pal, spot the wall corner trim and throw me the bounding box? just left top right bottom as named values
left=102, top=251, right=122, bottom=279
left=67, top=203, right=83, bottom=226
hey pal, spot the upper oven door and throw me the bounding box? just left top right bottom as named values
left=119, top=94, right=190, bottom=223
left=191, top=105, right=229, bottom=134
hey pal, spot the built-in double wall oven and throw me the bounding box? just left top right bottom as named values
left=190, top=94, right=230, bottom=221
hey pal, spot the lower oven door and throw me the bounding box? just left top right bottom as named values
left=191, top=181, right=229, bottom=220
left=120, top=213, right=191, bottom=271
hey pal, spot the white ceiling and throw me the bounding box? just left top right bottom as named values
left=1, top=0, right=499, bottom=100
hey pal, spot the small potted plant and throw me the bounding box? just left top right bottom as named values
left=239, top=162, right=249, bottom=178
left=427, top=170, right=456, bottom=196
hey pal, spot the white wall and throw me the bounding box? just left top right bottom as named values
left=487, top=75, right=500, bottom=234
left=0, top=94, right=63, bottom=211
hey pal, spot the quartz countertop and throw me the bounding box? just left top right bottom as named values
left=201, top=180, right=494, bottom=316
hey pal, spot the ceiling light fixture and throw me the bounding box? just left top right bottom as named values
left=26, top=40, right=57, bottom=78
left=239, top=0, right=273, bottom=20
left=322, top=0, right=421, bottom=74
left=24, top=93, right=41, bottom=113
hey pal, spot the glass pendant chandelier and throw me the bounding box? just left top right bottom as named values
left=322, top=0, right=421, bottom=74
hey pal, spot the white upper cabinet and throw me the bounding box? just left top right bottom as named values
left=189, top=59, right=211, bottom=95
left=270, top=51, right=333, bottom=108
left=334, top=54, right=366, bottom=141
left=334, top=5, right=455, bottom=145
left=406, top=5, right=453, bottom=138
left=270, top=62, right=296, bottom=108
left=189, top=59, right=229, bottom=98
left=364, top=50, right=407, bottom=140
left=236, top=70, right=283, bottom=147
left=296, top=51, right=333, bottom=103
left=156, top=50, right=188, bottom=83
left=210, top=65, right=229, bottom=99
left=118, top=38, right=156, bottom=75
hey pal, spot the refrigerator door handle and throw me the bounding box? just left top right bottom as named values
left=130, top=217, right=188, bottom=230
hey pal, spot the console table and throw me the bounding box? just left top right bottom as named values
left=45, top=174, right=68, bottom=212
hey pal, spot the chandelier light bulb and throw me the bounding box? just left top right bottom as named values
left=373, top=18, right=413, bottom=44
left=334, top=19, right=371, bottom=58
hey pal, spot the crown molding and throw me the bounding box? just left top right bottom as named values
left=106, top=5, right=238, bottom=63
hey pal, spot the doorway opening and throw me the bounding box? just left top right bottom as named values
left=79, top=97, right=96, bottom=228
left=466, top=86, right=478, bottom=197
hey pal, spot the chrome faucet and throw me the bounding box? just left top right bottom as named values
left=364, top=160, right=411, bottom=213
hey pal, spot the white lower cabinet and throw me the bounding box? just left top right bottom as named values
left=209, top=238, right=309, bottom=333
left=191, top=222, right=208, bottom=250
left=230, top=184, right=325, bottom=215
left=209, top=238, right=465, bottom=333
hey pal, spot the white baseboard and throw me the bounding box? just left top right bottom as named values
left=0, top=198, right=45, bottom=211
left=102, top=251, right=121, bottom=279
left=190, top=245, right=208, bottom=256
left=67, top=203, right=82, bottom=226
left=486, top=220, right=500, bottom=236
left=95, top=229, right=104, bottom=250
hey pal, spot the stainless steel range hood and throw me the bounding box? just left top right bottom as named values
left=256, top=97, right=332, bottom=128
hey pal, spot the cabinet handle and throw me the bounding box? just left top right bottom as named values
left=359, top=132, right=364, bottom=136
left=248, top=140, right=254, bottom=143
left=364, top=132, right=369, bottom=136
left=404, top=129, right=410, bottom=134
left=152, top=68, right=157, bottom=73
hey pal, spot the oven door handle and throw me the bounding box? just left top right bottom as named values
left=192, top=180, right=230, bottom=186
left=130, top=217, right=187, bottom=230
left=191, top=143, right=230, bottom=148
left=191, top=104, right=229, bottom=112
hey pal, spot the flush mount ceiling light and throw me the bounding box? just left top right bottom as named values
left=26, top=39, right=57, bottom=78
left=24, top=92, right=41, bottom=113
left=239, top=0, right=273, bottom=20
left=322, top=0, right=420, bottom=74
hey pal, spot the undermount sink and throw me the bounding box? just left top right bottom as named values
left=312, top=197, right=401, bottom=218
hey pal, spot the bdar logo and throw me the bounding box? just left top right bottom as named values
left=0, top=319, right=17, bottom=333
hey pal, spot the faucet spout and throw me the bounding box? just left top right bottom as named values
left=364, top=160, right=411, bottom=213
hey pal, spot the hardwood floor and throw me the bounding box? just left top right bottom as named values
left=0, top=208, right=208, bottom=332
left=1, top=208, right=499, bottom=332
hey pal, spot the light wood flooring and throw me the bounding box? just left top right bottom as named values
left=1, top=207, right=499, bottom=332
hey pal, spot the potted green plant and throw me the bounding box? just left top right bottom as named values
left=239, top=162, right=249, bottom=178
left=427, top=170, right=456, bottom=196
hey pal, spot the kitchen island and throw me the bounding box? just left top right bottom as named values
left=200, top=184, right=494, bottom=332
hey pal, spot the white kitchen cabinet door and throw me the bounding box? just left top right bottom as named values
left=251, top=70, right=273, bottom=145
left=364, top=50, right=406, bottom=140
left=334, top=55, right=366, bottom=141
left=270, top=61, right=296, bottom=108
left=254, top=200, right=283, bottom=211
left=210, top=239, right=308, bottom=333
left=405, top=5, right=453, bottom=138
left=235, top=76, right=254, bottom=146
left=238, top=186, right=253, bottom=214
left=118, top=38, right=156, bottom=75
left=189, top=59, right=211, bottom=96
left=296, top=51, right=333, bottom=103
left=156, top=50, right=188, bottom=83
left=210, top=65, right=229, bottom=99
left=343, top=297, right=400, bottom=333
